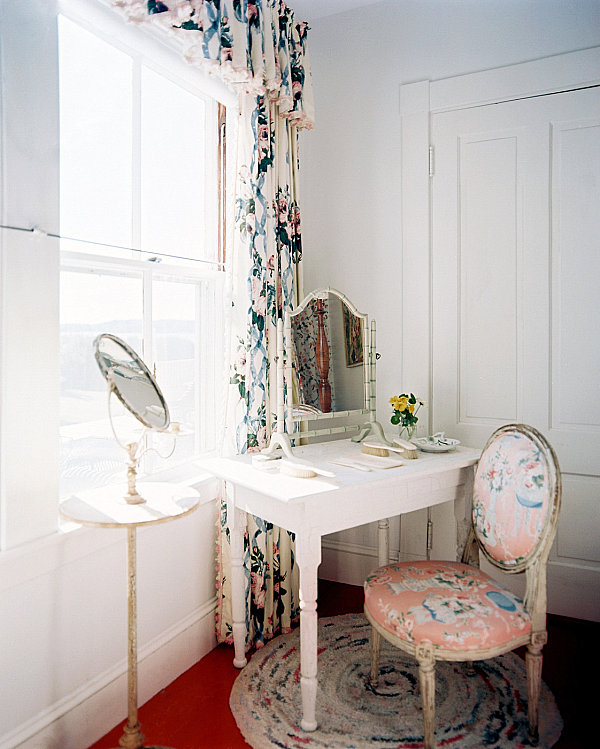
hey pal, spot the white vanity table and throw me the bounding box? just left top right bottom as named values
left=204, top=438, right=480, bottom=732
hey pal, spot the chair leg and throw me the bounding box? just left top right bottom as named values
left=417, top=643, right=436, bottom=749
left=526, top=632, right=547, bottom=747
left=369, top=626, right=381, bottom=686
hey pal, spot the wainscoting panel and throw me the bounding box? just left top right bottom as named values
left=4, top=601, right=216, bottom=749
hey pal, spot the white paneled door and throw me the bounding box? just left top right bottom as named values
left=431, top=86, right=600, bottom=621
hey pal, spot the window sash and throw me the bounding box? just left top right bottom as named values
left=59, top=255, right=224, bottom=496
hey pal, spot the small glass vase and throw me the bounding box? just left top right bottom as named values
left=398, top=424, right=417, bottom=442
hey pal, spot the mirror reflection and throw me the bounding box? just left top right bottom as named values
left=290, top=293, right=366, bottom=415
left=94, top=334, right=170, bottom=430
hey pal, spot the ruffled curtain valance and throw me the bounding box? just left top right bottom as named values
left=111, top=0, right=315, bottom=129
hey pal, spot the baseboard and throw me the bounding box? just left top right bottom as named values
left=3, top=599, right=217, bottom=749
left=319, top=540, right=424, bottom=586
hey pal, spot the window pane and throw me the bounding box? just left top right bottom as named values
left=59, top=15, right=133, bottom=254
left=152, top=276, right=219, bottom=459
left=152, top=279, right=198, bottom=463
left=60, top=271, right=143, bottom=497
left=141, top=66, right=208, bottom=261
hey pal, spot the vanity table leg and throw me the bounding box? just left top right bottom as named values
left=296, top=532, right=321, bottom=732
left=377, top=518, right=390, bottom=566
left=119, top=527, right=145, bottom=749
left=227, top=483, right=248, bottom=668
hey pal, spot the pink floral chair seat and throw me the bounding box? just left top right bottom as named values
left=364, top=560, right=531, bottom=653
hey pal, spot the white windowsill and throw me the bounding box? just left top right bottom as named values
left=0, top=470, right=220, bottom=594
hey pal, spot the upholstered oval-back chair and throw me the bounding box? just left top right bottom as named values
left=364, top=424, right=561, bottom=748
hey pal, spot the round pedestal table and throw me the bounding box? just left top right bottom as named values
left=59, top=482, right=200, bottom=749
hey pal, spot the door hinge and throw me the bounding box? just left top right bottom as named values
left=428, top=146, right=434, bottom=177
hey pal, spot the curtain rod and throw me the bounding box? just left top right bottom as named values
left=0, top=223, right=224, bottom=269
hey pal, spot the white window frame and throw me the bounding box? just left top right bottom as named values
left=0, top=0, right=235, bottom=551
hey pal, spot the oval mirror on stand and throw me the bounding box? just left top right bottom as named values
left=94, top=334, right=174, bottom=504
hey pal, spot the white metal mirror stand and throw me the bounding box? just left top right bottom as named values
left=59, top=485, right=199, bottom=749
left=121, top=525, right=144, bottom=749
left=105, top=379, right=177, bottom=506
left=106, top=378, right=147, bottom=505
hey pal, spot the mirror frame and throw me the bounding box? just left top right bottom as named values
left=94, top=333, right=170, bottom=431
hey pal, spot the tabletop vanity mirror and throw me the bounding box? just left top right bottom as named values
left=94, top=333, right=175, bottom=504
left=264, top=288, right=386, bottom=456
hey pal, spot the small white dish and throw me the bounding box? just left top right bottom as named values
left=414, top=433, right=461, bottom=453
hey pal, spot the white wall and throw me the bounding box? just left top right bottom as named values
left=299, top=0, right=600, bottom=583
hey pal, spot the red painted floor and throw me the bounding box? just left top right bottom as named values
left=88, top=580, right=594, bottom=748
left=87, top=580, right=362, bottom=749
left=88, top=644, right=250, bottom=748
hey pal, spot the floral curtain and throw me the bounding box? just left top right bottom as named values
left=217, top=93, right=303, bottom=648
left=112, top=0, right=314, bottom=127
left=111, top=0, right=314, bottom=649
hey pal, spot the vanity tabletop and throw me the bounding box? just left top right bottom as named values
left=202, top=439, right=481, bottom=505
left=59, top=481, right=200, bottom=529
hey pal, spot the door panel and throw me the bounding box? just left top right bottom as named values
left=431, top=87, right=600, bottom=620
left=550, top=118, right=600, bottom=472
left=459, top=132, right=520, bottom=424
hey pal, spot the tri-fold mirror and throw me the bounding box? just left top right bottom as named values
left=265, top=288, right=385, bottom=456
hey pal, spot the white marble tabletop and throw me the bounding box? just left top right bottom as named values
left=59, top=481, right=200, bottom=529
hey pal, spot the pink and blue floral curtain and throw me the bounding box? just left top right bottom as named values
left=112, top=0, right=314, bottom=127
left=111, top=0, right=314, bottom=648
left=218, top=92, right=304, bottom=648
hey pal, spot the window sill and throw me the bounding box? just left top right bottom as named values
left=0, top=471, right=220, bottom=594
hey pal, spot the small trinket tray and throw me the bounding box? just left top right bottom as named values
left=413, top=433, right=461, bottom=453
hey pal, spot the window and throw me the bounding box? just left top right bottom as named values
left=57, top=9, right=225, bottom=496
left=0, top=0, right=232, bottom=548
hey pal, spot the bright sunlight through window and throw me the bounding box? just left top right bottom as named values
left=58, top=13, right=222, bottom=497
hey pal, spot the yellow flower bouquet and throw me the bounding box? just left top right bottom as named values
left=389, top=392, right=425, bottom=440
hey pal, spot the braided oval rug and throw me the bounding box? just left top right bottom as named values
left=230, top=614, right=563, bottom=748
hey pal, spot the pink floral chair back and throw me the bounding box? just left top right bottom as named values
left=473, top=423, right=560, bottom=572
